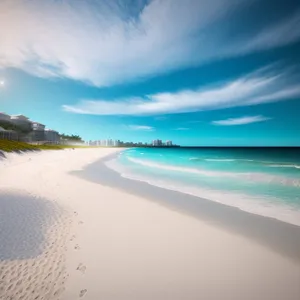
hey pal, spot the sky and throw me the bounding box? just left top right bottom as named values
left=0, top=0, right=300, bottom=146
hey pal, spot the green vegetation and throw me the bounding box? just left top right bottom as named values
left=0, top=120, right=32, bottom=134
left=0, top=139, right=87, bottom=153
left=59, top=133, right=83, bottom=142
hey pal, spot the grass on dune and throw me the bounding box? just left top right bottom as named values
left=0, top=139, right=88, bottom=153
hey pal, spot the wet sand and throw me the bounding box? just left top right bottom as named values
left=74, top=153, right=300, bottom=263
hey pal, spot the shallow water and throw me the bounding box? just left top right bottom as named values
left=105, top=148, right=300, bottom=226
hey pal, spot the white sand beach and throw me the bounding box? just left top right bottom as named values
left=0, top=148, right=299, bottom=300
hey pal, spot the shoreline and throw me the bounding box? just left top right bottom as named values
left=73, top=152, right=300, bottom=263
left=1, top=149, right=300, bottom=300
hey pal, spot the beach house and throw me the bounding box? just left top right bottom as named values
left=45, top=129, right=60, bottom=144
left=30, top=122, right=46, bottom=142
left=0, top=113, right=19, bottom=140
left=0, top=126, right=18, bottom=140
left=10, top=115, right=33, bottom=132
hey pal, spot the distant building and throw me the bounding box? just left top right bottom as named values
left=45, top=129, right=60, bottom=143
left=152, top=139, right=163, bottom=146
left=86, top=139, right=123, bottom=147
left=114, top=140, right=121, bottom=147
left=97, top=139, right=116, bottom=146
left=165, top=140, right=173, bottom=146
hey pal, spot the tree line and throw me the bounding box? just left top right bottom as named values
left=0, top=120, right=31, bottom=134
left=59, top=133, right=83, bottom=142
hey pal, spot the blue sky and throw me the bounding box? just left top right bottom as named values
left=0, top=0, right=300, bottom=146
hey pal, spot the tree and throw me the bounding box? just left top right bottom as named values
left=0, top=120, right=32, bottom=134
left=59, top=133, right=83, bottom=142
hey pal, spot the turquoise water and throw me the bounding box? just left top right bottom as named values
left=106, top=148, right=300, bottom=226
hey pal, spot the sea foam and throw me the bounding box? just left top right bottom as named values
left=105, top=158, right=300, bottom=227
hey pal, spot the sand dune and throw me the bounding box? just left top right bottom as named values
left=0, top=148, right=300, bottom=300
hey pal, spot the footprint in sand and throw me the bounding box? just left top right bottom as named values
left=78, top=221, right=84, bottom=225
left=76, top=263, right=86, bottom=274
left=74, top=244, right=80, bottom=250
left=79, top=289, right=87, bottom=297
left=53, top=286, right=65, bottom=297
left=0, top=281, right=5, bottom=293
left=69, top=235, right=76, bottom=242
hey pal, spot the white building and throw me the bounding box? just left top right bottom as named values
left=87, top=139, right=121, bottom=147
left=152, top=139, right=163, bottom=146
left=98, top=139, right=115, bottom=146
left=166, top=140, right=173, bottom=146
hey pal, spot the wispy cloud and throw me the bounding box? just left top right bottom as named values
left=63, top=67, right=300, bottom=115
left=128, top=125, right=154, bottom=131
left=212, top=115, right=271, bottom=126
left=175, top=127, right=189, bottom=130
left=237, top=11, right=300, bottom=53
left=1, top=0, right=300, bottom=86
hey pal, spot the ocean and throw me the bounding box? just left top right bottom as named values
left=105, top=147, right=300, bottom=226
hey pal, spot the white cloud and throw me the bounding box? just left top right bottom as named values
left=237, top=12, right=300, bottom=53
left=212, top=115, right=271, bottom=126
left=128, top=125, right=154, bottom=131
left=175, top=127, right=189, bottom=130
left=63, top=67, right=300, bottom=115
left=1, top=0, right=300, bottom=86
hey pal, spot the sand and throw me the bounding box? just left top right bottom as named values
left=0, top=148, right=299, bottom=300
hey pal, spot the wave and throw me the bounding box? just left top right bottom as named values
left=188, top=158, right=236, bottom=162
left=268, top=164, right=300, bottom=169
left=126, top=157, right=300, bottom=187
left=105, top=158, right=300, bottom=227
left=127, top=157, right=235, bottom=177
left=204, top=159, right=235, bottom=162
left=189, top=157, right=235, bottom=162
left=189, top=157, right=255, bottom=162
left=188, top=158, right=300, bottom=170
